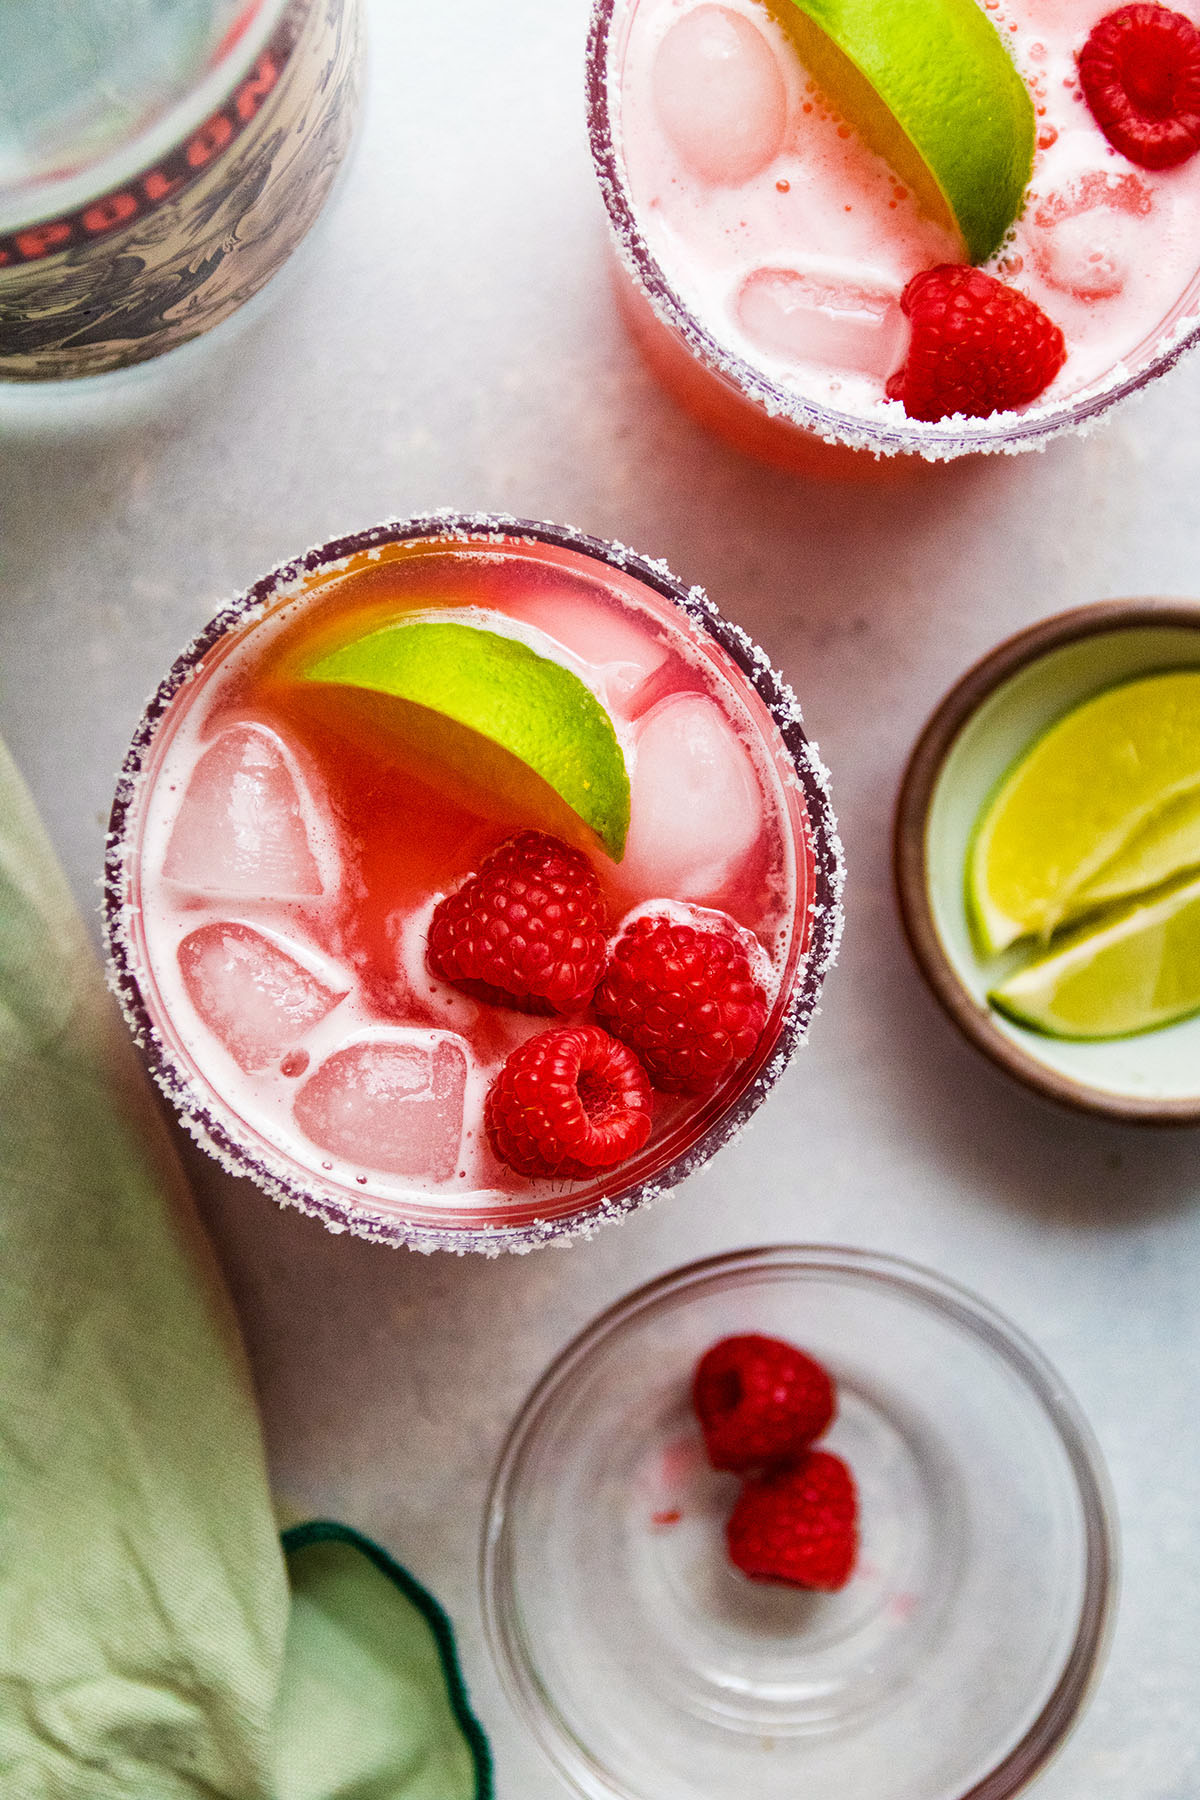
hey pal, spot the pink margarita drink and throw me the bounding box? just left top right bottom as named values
left=590, top=0, right=1200, bottom=466
left=105, top=517, right=841, bottom=1253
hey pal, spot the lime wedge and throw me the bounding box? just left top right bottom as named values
left=1074, top=785, right=1200, bottom=913
left=305, top=620, right=630, bottom=860
left=967, top=671, right=1200, bottom=954
left=778, top=0, right=1035, bottom=263
left=989, top=871, right=1200, bottom=1039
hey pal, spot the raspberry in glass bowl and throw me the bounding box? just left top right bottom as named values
left=482, top=1246, right=1117, bottom=1800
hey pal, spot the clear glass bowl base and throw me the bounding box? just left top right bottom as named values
left=483, top=1247, right=1116, bottom=1800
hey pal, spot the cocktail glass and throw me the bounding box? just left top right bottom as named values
left=105, top=514, right=843, bottom=1253
left=587, top=0, right=1200, bottom=477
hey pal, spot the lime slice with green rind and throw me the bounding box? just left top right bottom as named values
left=305, top=620, right=630, bottom=860
left=779, top=0, right=1035, bottom=264
left=988, top=870, right=1200, bottom=1039
left=967, top=670, right=1200, bottom=954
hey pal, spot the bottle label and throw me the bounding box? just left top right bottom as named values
left=0, top=0, right=361, bottom=381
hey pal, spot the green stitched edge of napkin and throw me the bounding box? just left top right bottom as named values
left=280, top=1523, right=494, bottom=1800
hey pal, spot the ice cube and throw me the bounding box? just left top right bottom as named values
left=1032, top=172, right=1152, bottom=302
left=736, top=266, right=908, bottom=379
left=508, top=591, right=668, bottom=715
left=293, top=1034, right=470, bottom=1182
left=618, top=694, right=763, bottom=903
left=653, top=5, right=786, bottom=186
left=164, top=722, right=334, bottom=900
left=178, top=923, right=347, bottom=1072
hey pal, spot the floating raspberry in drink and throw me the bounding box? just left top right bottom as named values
left=1079, top=4, right=1200, bottom=169
left=484, top=1025, right=654, bottom=1178
left=427, top=833, right=609, bottom=1015
left=692, top=1334, right=835, bottom=1470
left=594, top=911, right=767, bottom=1094
left=725, top=1450, right=859, bottom=1590
left=886, top=265, right=1066, bottom=422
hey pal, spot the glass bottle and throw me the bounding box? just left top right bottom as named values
left=0, top=0, right=362, bottom=383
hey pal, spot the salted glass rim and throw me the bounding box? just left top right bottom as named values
left=481, top=1242, right=1118, bottom=1798
left=584, top=0, right=1200, bottom=461
left=103, top=512, right=845, bottom=1255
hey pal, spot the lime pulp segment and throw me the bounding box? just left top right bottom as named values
left=783, top=0, right=1036, bottom=264
left=305, top=620, right=631, bottom=860
left=988, top=870, right=1200, bottom=1039
left=1074, top=785, right=1200, bottom=913
left=967, top=670, right=1200, bottom=955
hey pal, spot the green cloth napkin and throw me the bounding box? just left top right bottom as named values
left=0, top=739, right=491, bottom=1800
left=277, top=1524, right=492, bottom=1800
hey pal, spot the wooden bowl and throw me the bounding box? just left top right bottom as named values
left=894, top=599, right=1200, bottom=1125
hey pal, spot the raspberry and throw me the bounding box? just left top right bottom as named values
left=484, top=1025, right=653, bottom=1178
left=592, top=915, right=767, bottom=1095
left=886, top=265, right=1066, bottom=423
left=726, top=1451, right=858, bottom=1591
left=693, top=1334, right=835, bottom=1472
left=1079, top=5, right=1200, bottom=170
left=427, top=832, right=607, bottom=1014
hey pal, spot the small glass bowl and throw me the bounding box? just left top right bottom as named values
left=482, top=1246, right=1116, bottom=1800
